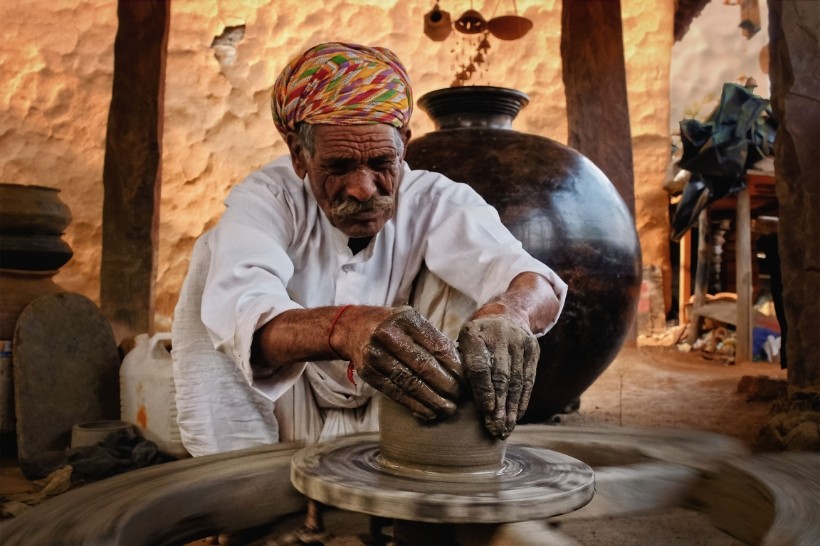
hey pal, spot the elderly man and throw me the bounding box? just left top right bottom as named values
left=172, top=42, right=567, bottom=457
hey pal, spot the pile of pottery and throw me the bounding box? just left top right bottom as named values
left=0, top=183, right=72, bottom=432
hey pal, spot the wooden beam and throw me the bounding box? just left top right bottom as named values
left=561, top=0, right=638, bottom=346
left=769, top=0, right=820, bottom=388
left=561, top=0, right=635, bottom=216
left=100, top=0, right=170, bottom=340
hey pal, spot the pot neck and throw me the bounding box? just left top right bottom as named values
left=417, top=86, right=530, bottom=130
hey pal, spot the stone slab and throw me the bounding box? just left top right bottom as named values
left=12, top=292, right=120, bottom=479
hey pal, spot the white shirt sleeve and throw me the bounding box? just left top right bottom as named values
left=201, top=170, right=305, bottom=397
left=420, top=181, right=568, bottom=336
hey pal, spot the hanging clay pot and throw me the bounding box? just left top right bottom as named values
left=454, top=9, right=486, bottom=34
left=405, top=86, right=642, bottom=422
left=424, top=2, right=452, bottom=42
left=487, top=14, right=533, bottom=40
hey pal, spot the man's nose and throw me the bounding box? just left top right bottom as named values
left=342, top=168, right=379, bottom=202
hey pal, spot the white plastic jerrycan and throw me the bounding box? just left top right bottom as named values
left=120, top=332, right=189, bottom=458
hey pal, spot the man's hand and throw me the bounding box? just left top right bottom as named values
left=457, top=315, right=540, bottom=439
left=348, top=306, right=464, bottom=421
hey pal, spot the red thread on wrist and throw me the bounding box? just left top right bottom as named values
left=327, top=304, right=352, bottom=360
left=347, top=362, right=356, bottom=386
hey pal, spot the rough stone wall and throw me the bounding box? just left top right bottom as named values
left=0, top=0, right=117, bottom=305
left=2, top=0, right=677, bottom=332
left=622, top=0, right=675, bottom=314
left=671, top=0, right=770, bottom=130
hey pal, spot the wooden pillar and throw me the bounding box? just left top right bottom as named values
left=561, top=0, right=638, bottom=345
left=768, top=0, right=820, bottom=388
left=101, top=0, right=170, bottom=340
left=560, top=0, right=635, bottom=215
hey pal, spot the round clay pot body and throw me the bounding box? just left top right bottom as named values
left=0, top=271, right=65, bottom=340
left=405, top=86, right=642, bottom=421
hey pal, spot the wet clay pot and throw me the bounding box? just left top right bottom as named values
left=405, top=86, right=642, bottom=421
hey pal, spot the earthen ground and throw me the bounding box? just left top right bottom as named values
left=560, top=344, right=786, bottom=447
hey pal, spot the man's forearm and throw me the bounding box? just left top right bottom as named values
left=471, top=272, right=561, bottom=333
left=250, top=305, right=392, bottom=375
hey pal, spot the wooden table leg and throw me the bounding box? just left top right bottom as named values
left=687, top=210, right=711, bottom=344
left=735, top=187, right=753, bottom=363
left=679, top=229, right=692, bottom=324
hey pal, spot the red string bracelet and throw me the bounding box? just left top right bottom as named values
left=328, top=305, right=356, bottom=385
left=347, top=362, right=356, bottom=386
left=327, top=304, right=351, bottom=358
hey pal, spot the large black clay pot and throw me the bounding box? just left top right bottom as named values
left=406, top=86, right=642, bottom=421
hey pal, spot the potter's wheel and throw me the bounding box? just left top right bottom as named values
left=291, top=434, right=594, bottom=523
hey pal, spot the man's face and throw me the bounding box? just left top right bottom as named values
left=290, top=124, right=408, bottom=239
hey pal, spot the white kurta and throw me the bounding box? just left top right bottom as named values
left=174, top=155, right=567, bottom=454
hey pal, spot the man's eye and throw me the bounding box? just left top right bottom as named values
left=369, top=160, right=395, bottom=172
left=326, top=164, right=352, bottom=175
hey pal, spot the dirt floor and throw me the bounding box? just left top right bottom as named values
left=560, top=344, right=787, bottom=449
left=0, top=344, right=790, bottom=544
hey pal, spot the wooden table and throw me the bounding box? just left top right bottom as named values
left=682, top=169, right=777, bottom=363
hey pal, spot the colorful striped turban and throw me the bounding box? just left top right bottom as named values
left=271, top=42, right=413, bottom=138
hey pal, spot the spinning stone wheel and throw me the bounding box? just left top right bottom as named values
left=4, top=421, right=775, bottom=545
left=291, top=397, right=595, bottom=544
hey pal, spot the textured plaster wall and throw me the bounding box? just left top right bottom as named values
left=623, top=0, right=675, bottom=312
left=671, top=0, right=770, bottom=130
left=0, top=0, right=116, bottom=305
left=1, top=0, right=676, bottom=332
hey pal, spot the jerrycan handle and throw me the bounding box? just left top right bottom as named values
left=150, top=332, right=173, bottom=360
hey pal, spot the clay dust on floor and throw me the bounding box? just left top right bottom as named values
left=559, top=344, right=786, bottom=448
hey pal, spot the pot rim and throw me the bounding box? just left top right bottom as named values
left=416, top=86, right=530, bottom=129
left=0, top=183, right=61, bottom=193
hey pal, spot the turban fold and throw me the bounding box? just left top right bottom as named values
left=271, top=42, right=413, bottom=138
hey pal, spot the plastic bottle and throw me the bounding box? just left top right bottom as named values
left=120, top=332, right=189, bottom=458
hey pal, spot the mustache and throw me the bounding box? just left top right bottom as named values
left=331, top=195, right=394, bottom=217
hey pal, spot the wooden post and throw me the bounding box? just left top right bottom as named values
left=735, top=187, right=753, bottom=363
left=678, top=229, right=692, bottom=324
left=561, top=0, right=635, bottom=215
left=687, top=210, right=711, bottom=344
left=100, top=0, right=170, bottom=340
left=769, top=0, right=820, bottom=388
left=561, top=0, right=638, bottom=346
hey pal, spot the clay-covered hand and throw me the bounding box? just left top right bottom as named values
left=352, top=306, right=464, bottom=421
left=457, top=315, right=540, bottom=439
